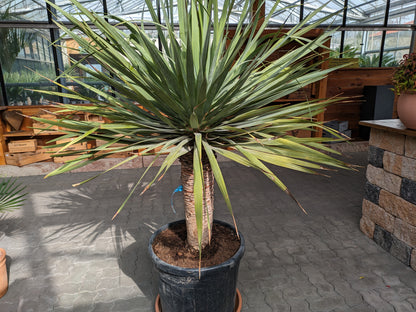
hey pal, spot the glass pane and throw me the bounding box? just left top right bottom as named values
left=343, top=31, right=363, bottom=58
left=59, top=26, right=164, bottom=103
left=106, top=0, right=155, bottom=22
left=390, top=49, right=412, bottom=65
left=56, top=0, right=104, bottom=22
left=266, top=1, right=301, bottom=25
left=359, top=31, right=382, bottom=67
left=382, top=30, right=412, bottom=66
left=329, top=31, right=342, bottom=56
left=303, top=0, right=343, bottom=25
left=0, top=0, right=48, bottom=22
left=60, top=29, right=113, bottom=104
left=330, top=29, right=412, bottom=67
left=1, top=28, right=57, bottom=105
left=226, top=1, right=249, bottom=24
left=347, top=1, right=387, bottom=25
left=388, top=0, right=416, bottom=25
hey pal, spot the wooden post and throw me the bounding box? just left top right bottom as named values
left=313, top=34, right=330, bottom=138
left=252, top=0, right=266, bottom=30
left=0, top=108, right=8, bottom=165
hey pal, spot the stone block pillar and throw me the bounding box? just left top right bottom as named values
left=359, top=120, right=416, bottom=270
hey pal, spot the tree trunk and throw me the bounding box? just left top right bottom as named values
left=180, top=151, right=214, bottom=251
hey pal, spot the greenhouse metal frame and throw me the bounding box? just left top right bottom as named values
left=0, top=0, right=415, bottom=106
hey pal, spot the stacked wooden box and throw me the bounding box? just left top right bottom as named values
left=32, top=114, right=60, bottom=135
left=5, top=139, right=51, bottom=166
left=48, top=138, right=90, bottom=163
left=5, top=113, right=91, bottom=166
left=2, top=110, right=147, bottom=165
left=95, top=139, right=133, bottom=158
left=33, top=113, right=91, bottom=163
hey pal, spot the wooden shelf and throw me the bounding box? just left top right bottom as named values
left=3, top=131, right=66, bottom=137
left=3, top=131, right=34, bottom=137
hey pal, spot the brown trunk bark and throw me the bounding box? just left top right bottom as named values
left=180, top=151, right=214, bottom=251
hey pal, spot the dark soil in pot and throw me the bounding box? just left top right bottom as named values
left=152, top=221, right=241, bottom=268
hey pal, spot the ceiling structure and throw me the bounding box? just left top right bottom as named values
left=0, top=0, right=415, bottom=28
left=0, top=0, right=415, bottom=106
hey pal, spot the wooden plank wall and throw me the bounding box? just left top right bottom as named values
left=325, top=67, right=395, bottom=139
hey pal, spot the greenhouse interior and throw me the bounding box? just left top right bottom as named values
left=1, top=1, right=415, bottom=105
left=1, top=1, right=416, bottom=312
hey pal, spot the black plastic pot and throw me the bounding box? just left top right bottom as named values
left=149, top=219, right=245, bottom=312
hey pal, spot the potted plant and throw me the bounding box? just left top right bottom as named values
left=34, top=0, right=351, bottom=310
left=392, top=52, right=416, bottom=129
left=0, top=177, right=26, bottom=298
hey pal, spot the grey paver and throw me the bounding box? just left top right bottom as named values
left=359, top=289, right=395, bottom=312
left=1, top=151, right=416, bottom=311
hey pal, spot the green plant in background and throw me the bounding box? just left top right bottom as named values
left=35, top=0, right=352, bottom=257
left=0, top=7, right=57, bottom=105
left=330, top=44, right=358, bottom=58
left=0, top=177, right=26, bottom=213
left=4, top=70, right=55, bottom=84
left=359, top=53, right=398, bottom=68
left=4, top=70, right=58, bottom=105
left=0, top=7, right=35, bottom=72
left=330, top=44, right=399, bottom=68
left=392, top=53, right=416, bottom=95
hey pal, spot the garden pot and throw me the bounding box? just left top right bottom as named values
left=154, top=289, right=242, bottom=312
left=149, top=220, right=245, bottom=312
left=0, top=248, right=8, bottom=298
left=397, top=93, right=416, bottom=130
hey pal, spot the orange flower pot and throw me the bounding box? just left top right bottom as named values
left=0, top=248, right=8, bottom=298
left=397, top=93, right=416, bottom=130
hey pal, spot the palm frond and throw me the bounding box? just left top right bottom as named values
left=35, top=0, right=353, bottom=251
left=0, top=177, right=27, bottom=213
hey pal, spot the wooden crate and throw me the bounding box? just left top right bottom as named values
left=37, top=145, right=85, bottom=163
left=39, top=114, right=57, bottom=120
left=56, top=139, right=88, bottom=151
left=38, top=146, right=63, bottom=155
left=96, top=150, right=132, bottom=158
left=95, top=139, right=133, bottom=158
left=59, top=113, right=86, bottom=131
left=5, top=151, right=51, bottom=166
left=8, top=139, right=38, bottom=153
left=85, top=113, right=105, bottom=123
left=39, top=138, right=91, bottom=154
left=32, top=122, right=60, bottom=135
left=48, top=138, right=90, bottom=163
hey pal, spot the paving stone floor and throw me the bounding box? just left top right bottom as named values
left=1, top=151, right=416, bottom=311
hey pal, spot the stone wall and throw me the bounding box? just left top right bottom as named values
left=360, top=128, right=416, bottom=269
